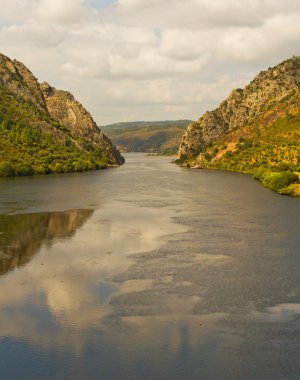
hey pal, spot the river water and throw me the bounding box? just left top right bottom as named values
left=0, top=153, right=299, bottom=380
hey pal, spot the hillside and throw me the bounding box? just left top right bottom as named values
left=0, top=53, right=124, bottom=177
left=177, top=57, right=300, bottom=196
left=102, top=120, right=191, bottom=154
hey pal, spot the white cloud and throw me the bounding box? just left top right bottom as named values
left=115, top=0, right=300, bottom=29
left=216, top=12, right=300, bottom=63
left=0, top=22, right=66, bottom=48
left=35, top=0, right=89, bottom=23
left=108, top=48, right=209, bottom=78
left=0, top=0, right=300, bottom=124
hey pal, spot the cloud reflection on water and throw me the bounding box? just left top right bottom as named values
left=0, top=200, right=192, bottom=354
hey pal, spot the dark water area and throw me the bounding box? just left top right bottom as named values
left=0, top=153, right=299, bottom=380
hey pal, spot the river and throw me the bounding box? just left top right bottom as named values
left=0, top=153, right=299, bottom=380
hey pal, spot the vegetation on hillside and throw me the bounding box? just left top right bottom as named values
left=178, top=98, right=300, bottom=195
left=0, top=87, right=113, bottom=177
left=177, top=57, right=300, bottom=196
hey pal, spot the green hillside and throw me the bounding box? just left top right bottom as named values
left=0, top=88, right=112, bottom=176
left=0, top=52, right=123, bottom=177
left=102, top=120, right=191, bottom=154
left=199, top=100, right=300, bottom=195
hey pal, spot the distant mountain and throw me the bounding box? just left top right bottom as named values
left=178, top=57, right=300, bottom=196
left=102, top=120, right=192, bottom=154
left=0, top=53, right=124, bottom=177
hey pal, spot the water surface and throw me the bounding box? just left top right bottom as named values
left=0, top=153, right=299, bottom=380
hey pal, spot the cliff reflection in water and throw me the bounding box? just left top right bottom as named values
left=0, top=209, right=93, bottom=276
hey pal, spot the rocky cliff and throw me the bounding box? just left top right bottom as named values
left=0, top=52, right=124, bottom=176
left=0, top=53, right=47, bottom=112
left=179, top=57, right=300, bottom=160
left=40, top=82, right=123, bottom=164
left=178, top=57, right=300, bottom=195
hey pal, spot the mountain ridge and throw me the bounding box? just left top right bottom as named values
left=102, top=120, right=192, bottom=154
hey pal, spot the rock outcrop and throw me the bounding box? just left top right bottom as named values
left=178, top=57, right=300, bottom=160
left=177, top=56, right=300, bottom=196
left=0, top=53, right=47, bottom=113
left=40, top=82, right=124, bottom=164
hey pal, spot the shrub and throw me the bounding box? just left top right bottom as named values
left=15, top=164, right=34, bottom=176
left=253, top=167, right=299, bottom=192
left=277, top=163, right=291, bottom=171
left=0, top=162, right=15, bottom=177
left=253, top=167, right=268, bottom=181
left=204, top=153, right=212, bottom=161
left=262, top=171, right=298, bottom=192
left=224, top=151, right=234, bottom=158
left=279, top=187, right=295, bottom=195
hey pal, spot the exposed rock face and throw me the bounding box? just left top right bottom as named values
left=178, top=57, right=300, bottom=160
left=0, top=53, right=47, bottom=112
left=0, top=52, right=124, bottom=165
left=40, top=82, right=124, bottom=164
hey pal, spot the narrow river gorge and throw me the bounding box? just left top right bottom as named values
left=0, top=153, right=299, bottom=380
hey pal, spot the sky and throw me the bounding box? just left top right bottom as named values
left=0, top=0, right=300, bottom=125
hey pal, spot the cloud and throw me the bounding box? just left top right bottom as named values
left=159, top=29, right=220, bottom=64
left=115, top=0, right=300, bottom=29
left=217, top=12, right=300, bottom=63
left=0, top=0, right=300, bottom=124
left=0, top=22, right=66, bottom=48
left=108, top=48, right=209, bottom=78
left=0, top=0, right=92, bottom=25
